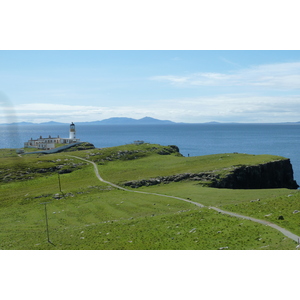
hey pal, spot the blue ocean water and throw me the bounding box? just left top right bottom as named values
left=1, top=123, right=300, bottom=184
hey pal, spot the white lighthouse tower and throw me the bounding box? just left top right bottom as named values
left=69, top=122, right=76, bottom=139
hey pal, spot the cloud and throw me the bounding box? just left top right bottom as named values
left=2, top=94, right=298, bottom=124
left=161, top=94, right=300, bottom=122
left=0, top=103, right=166, bottom=124
left=146, top=61, right=300, bottom=122
left=151, top=61, right=300, bottom=90
left=151, top=75, right=189, bottom=85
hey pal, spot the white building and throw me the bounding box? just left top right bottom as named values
left=24, top=122, right=80, bottom=150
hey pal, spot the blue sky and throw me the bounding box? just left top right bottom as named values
left=2, top=50, right=300, bottom=124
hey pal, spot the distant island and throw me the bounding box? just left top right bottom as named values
left=85, top=117, right=176, bottom=125
left=2, top=117, right=300, bottom=126
left=1, top=117, right=176, bottom=125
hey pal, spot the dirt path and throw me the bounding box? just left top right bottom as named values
left=211, top=207, right=300, bottom=243
left=67, top=155, right=204, bottom=208
left=68, top=155, right=300, bottom=245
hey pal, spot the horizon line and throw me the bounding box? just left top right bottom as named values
left=1, top=119, right=300, bottom=125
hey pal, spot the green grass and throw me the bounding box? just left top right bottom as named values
left=0, top=152, right=90, bottom=184
left=0, top=148, right=19, bottom=158
left=136, top=181, right=295, bottom=206
left=98, top=152, right=285, bottom=184
left=0, top=145, right=299, bottom=250
left=0, top=193, right=296, bottom=250
left=137, top=181, right=300, bottom=236
left=23, top=147, right=43, bottom=153
left=55, top=143, right=68, bottom=148
left=0, top=166, right=101, bottom=207
left=223, top=192, right=300, bottom=235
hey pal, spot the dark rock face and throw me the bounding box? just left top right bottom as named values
left=210, top=159, right=299, bottom=189
left=168, top=145, right=180, bottom=153
left=58, top=169, right=72, bottom=174
left=123, top=159, right=299, bottom=189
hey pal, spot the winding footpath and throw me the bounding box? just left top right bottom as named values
left=67, top=155, right=300, bottom=245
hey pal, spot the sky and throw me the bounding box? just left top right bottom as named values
left=1, top=50, right=300, bottom=124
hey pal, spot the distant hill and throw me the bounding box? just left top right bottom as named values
left=79, top=117, right=176, bottom=125
left=0, top=117, right=175, bottom=126
left=0, top=121, right=64, bottom=125
left=1, top=121, right=34, bottom=125
left=3, top=118, right=300, bottom=126
left=39, top=121, right=64, bottom=125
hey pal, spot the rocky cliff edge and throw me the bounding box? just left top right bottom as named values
left=124, top=158, right=299, bottom=189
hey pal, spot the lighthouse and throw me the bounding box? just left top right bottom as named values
left=24, top=122, right=80, bottom=150
left=69, top=122, right=76, bottom=139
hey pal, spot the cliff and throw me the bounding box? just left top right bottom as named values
left=210, top=159, right=299, bottom=189
left=124, top=159, right=299, bottom=189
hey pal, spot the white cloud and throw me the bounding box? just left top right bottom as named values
left=151, top=75, right=189, bottom=85
left=165, top=95, right=300, bottom=122
left=146, top=61, right=300, bottom=122
left=1, top=94, right=299, bottom=124
left=151, top=61, right=300, bottom=90
left=1, top=103, right=168, bottom=124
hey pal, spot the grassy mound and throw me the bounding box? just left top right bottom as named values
left=0, top=144, right=299, bottom=250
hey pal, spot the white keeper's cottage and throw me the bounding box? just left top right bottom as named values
left=24, top=122, right=80, bottom=150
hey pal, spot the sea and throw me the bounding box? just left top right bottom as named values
left=1, top=123, right=300, bottom=184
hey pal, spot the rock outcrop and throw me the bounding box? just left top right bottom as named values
left=124, top=172, right=219, bottom=188
left=210, top=159, right=298, bottom=189
left=123, top=159, right=299, bottom=189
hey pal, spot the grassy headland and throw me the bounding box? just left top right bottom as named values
left=0, top=143, right=299, bottom=250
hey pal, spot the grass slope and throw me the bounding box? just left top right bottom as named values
left=0, top=144, right=299, bottom=250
